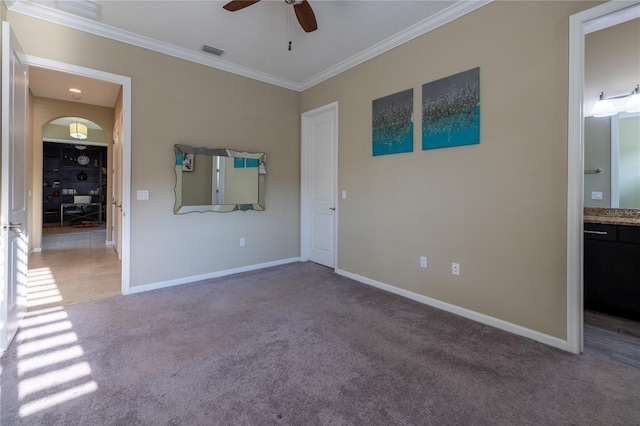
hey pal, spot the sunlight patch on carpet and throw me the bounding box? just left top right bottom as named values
left=15, top=306, right=98, bottom=417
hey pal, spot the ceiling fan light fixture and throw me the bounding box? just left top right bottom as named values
left=223, top=0, right=317, bottom=33
left=70, top=122, right=88, bottom=140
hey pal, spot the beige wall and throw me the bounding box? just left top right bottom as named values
left=30, top=97, right=115, bottom=249
left=6, top=2, right=605, bottom=339
left=300, top=1, right=597, bottom=339
left=585, top=18, right=640, bottom=116
left=9, top=11, right=301, bottom=287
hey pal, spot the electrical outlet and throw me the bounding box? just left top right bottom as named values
left=240, top=238, right=245, bottom=247
left=420, top=256, right=427, bottom=268
left=452, top=262, right=460, bottom=276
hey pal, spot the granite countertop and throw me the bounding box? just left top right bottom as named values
left=584, top=208, right=640, bottom=227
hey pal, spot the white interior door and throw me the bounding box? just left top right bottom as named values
left=301, top=102, right=338, bottom=268
left=1, top=21, right=29, bottom=352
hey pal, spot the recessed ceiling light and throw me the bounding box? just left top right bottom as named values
left=69, top=88, right=82, bottom=94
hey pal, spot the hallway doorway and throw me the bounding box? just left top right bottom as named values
left=27, top=56, right=132, bottom=295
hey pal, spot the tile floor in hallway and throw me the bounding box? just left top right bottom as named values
left=27, top=225, right=121, bottom=311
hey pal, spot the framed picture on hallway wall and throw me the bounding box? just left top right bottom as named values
left=182, top=153, right=194, bottom=172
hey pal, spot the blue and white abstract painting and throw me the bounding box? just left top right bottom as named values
left=422, top=67, right=480, bottom=150
left=372, top=88, right=414, bottom=156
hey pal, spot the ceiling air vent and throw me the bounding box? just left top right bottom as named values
left=202, top=45, right=225, bottom=56
left=55, top=0, right=101, bottom=20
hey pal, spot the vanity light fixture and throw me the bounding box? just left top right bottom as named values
left=625, top=85, right=640, bottom=113
left=70, top=121, right=88, bottom=140
left=591, top=84, right=640, bottom=117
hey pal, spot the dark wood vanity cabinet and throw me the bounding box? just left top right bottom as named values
left=584, top=223, right=640, bottom=321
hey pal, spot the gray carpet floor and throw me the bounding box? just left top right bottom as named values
left=2, top=261, right=639, bottom=425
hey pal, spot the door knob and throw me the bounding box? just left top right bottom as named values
left=3, top=222, right=22, bottom=231
left=329, top=207, right=335, bottom=211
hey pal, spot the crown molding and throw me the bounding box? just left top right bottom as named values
left=6, top=0, right=299, bottom=90
left=7, top=0, right=492, bottom=92
left=298, top=0, right=492, bottom=91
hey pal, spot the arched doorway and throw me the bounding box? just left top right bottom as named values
left=42, top=117, right=108, bottom=230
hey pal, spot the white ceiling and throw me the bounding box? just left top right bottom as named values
left=29, top=66, right=121, bottom=107
left=11, top=0, right=491, bottom=103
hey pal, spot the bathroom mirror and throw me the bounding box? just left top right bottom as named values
left=584, top=113, right=640, bottom=209
left=174, top=144, right=265, bottom=214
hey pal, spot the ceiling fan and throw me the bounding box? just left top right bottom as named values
left=223, top=0, right=318, bottom=33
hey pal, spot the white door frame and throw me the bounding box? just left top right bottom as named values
left=300, top=102, right=339, bottom=267
left=111, top=111, right=123, bottom=258
left=27, top=55, right=133, bottom=295
left=566, top=0, right=640, bottom=354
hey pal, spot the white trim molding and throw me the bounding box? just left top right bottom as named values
left=337, top=268, right=569, bottom=351
left=298, top=0, right=492, bottom=91
left=26, top=55, right=134, bottom=297
left=128, top=257, right=302, bottom=295
left=8, top=0, right=491, bottom=92
left=566, top=0, right=640, bottom=355
left=8, top=0, right=299, bottom=91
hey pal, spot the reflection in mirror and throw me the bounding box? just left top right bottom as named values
left=584, top=112, right=640, bottom=209
left=174, top=144, right=265, bottom=214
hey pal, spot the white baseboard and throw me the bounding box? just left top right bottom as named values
left=30, top=247, right=42, bottom=255
left=128, top=257, right=302, bottom=295
left=335, top=268, right=569, bottom=352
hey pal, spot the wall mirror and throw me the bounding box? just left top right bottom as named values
left=174, top=144, right=265, bottom=214
left=584, top=112, right=640, bottom=209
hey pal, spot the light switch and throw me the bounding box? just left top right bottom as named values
left=342, top=190, right=347, bottom=200
left=591, top=191, right=603, bottom=200
left=137, top=190, right=149, bottom=200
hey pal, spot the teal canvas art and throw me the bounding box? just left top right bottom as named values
left=422, top=67, right=480, bottom=150
left=372, top=88, right=414, bottom=156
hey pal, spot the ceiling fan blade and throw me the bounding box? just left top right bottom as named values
left=223, top=0, right=261, bottom=12
left=293, top=0, right=318, bottom=33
